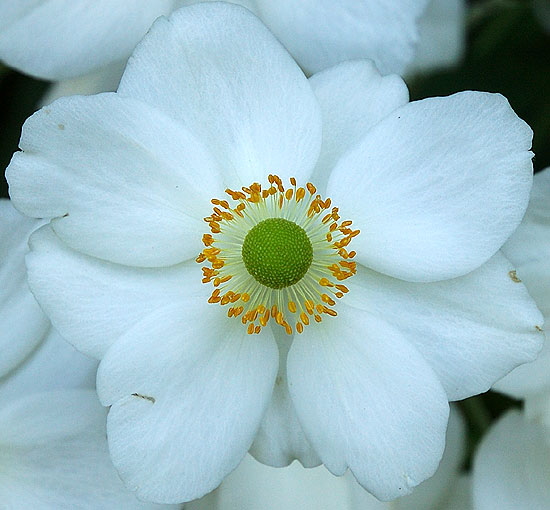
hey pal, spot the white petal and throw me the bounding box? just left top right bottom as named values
left=190, top=412, right=466, bottom=510
left=395, top=406, right=466, bottom=509
left=288, top=305, right=449, bottom=501
left=494, top=169, right=550, bottom=397
left=328, top=91, right=534, bottom=282
left=119, top=3, right=322, bottom=186
left=473, top=411, right=550, bottom=510
left=0, top=0, right=174, bottom=80
left=309, top=60, right=409, bottom=193
left=250, top=0, right=430, bottom=75
left=8, top=93, right=224, bottom=267
left=0, top=389, right=173, bottom=509
left=40, top=60, right=126, bottom=106
left=0, top=328, right=97, bottom=404
left=249, top=326, right=320, bottom=468
left=345, top=405, right=466, bottom=509
left=97, top=303, right=279, bottom=503
left=26, top=225, right=205, bottom=359
left=492, top=317, right=550, bottom=398
left=410, top=0, right=466, bottom=72
left=190, top=455, right=353, bottom=510
left=0, top=199, right=49, bottom=377
left=346, top=253, right=543, bottom=401
left=502, top=168, right=550, bottom=274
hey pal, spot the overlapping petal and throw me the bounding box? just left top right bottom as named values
left=287, top=305, right=449, bottom=500
left=0, top=0, right=174, bottom=80
left=0, top=328, right=97, bottom=403
left=0, top=200, right=49, bottom=377
left=494, top=169, right=550, bottom=397
left=502, top=169, right=550, bottom=271
left=347, top=253, right=543, bottom=400
left=119, top=3, right=322, bottom=187
left=26, top=226, right=205, bottom=359
left=190, top=455, right=353, bottom=510
left=328, top=91, right=533, bottom=282
left=0, top=390, right=173, bottom=509
left=309, top=60, right=409, bottom=192
left=193, top=408, right=464, bottom=510
left=248, top=0, right=430, bottom=75
left=492, top=258, right=550, bottom=397
left=97, top=304, right=279, bottom=503
left=40, top=60, right=126, bottom=106
left=410, top=0, right=466, bottom=72
left=8, top=93, right=223, bottom=267
left=249, top=327, right=320, bottom=469
left=473, top=411, right=550, bottom=510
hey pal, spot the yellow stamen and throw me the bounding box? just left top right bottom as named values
left=196, top=175, right=359, bottom=335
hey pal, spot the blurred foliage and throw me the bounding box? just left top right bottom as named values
left=410, top=0, right=550, bottom=172
left=0, top=69, right=48, bottom=198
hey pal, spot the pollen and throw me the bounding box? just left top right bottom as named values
left=196, top=175, right=358, bottom=335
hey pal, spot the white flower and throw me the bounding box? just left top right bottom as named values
left=472, top=410, right=550, bottom=510
left=410, top=0, right=466, bottom=73
left=0, top=296, right=176, bottom=508
left=493, top=168, right=550, bottom=399
left=218, top=0, right=431, bottom=76
left=17, top=0, right=464, bottom=105
left=0, top=389, right=180, bottom=509
left=2, top=0, right=439, bottom=85
left=0, top=0, right=175, bottom=80
left=6, top=3, right=543, bottom=504
left=0, top=199, right=49, bottom=377
left=189, top=406, right=467, bottom=510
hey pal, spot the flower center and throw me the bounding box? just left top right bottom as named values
left=242, top=218, right=313, bottom=289
left=196, top=175, right=359, bottom=335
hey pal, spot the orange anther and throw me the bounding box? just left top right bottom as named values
left=306, top=183, right=317, bottom=194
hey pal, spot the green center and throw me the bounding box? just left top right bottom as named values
left=242, top=218, right=313, bottom=289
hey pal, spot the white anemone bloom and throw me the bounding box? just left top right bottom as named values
left=6, top=3, right=543, bottom=504
left=26, top=0, right=465, bottom=105
left=189, top=406, right=467, bottom=510
left=0, top=0, right=175, bottom=80
left=0, top=202, right=179, bottom=509
left=0, top=390, right=180, bottom=509
left=493, top=169, right=550, bottom=399
left=1, top=0, right=455, bottom=85
left=472, top=410, right=550, bottom=510
left=411, top=0, right=466, bottom=73
left=0, top=199, right=50, bottom=377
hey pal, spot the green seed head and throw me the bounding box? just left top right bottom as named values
left=242, top=218, right=313, bottom=289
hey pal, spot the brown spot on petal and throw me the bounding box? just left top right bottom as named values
left=508, top=270, right=522, bottom=283
left=536, top=325, right=544, bottom=332
left=131, top=393, right=156, bottom=404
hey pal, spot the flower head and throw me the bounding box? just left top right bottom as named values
left=198, top=175, right=357, bottom=335
left=7, top=3, right=543, bottom=504
left=0, top=0, right=435, bottom=83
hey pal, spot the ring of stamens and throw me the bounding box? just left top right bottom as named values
left=196, top=175, right=359, bottom=335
